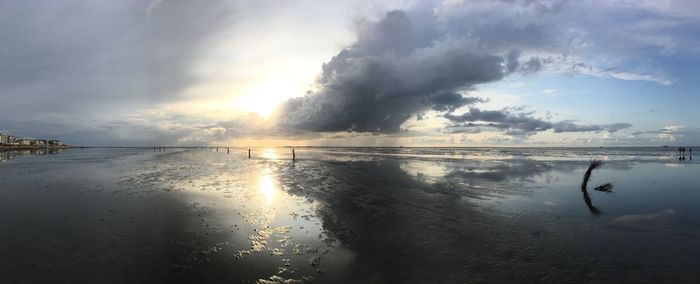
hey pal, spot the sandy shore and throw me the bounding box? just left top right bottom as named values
left=0, top=147, right=698, bottom=283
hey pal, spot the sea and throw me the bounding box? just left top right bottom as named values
left=0, top=147, right=698, bottom=283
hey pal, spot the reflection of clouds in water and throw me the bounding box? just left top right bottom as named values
left=398, top=160, right=452, bottom=182
left=613, top=209, right=676, bottom=225
left=278, top=158, right=590, bottom=282
left=394, top=159, right=610, bottom=202
left=81, top=149, right=697, bottom=282
left=144, top=150, right=696, bottom=282
left=445, top=161, right=556, bottom=183
left=277, top=157, right=693, bottom=282
left=8, top=148, right=698, bottom=283
left=400, top=159, right=568, bottom=184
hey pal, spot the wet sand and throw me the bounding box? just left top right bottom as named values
left=0, top=147, right=699, bottom=283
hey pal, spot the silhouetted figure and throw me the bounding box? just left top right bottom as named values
left=248, top=149, right=251, bottom=159
left=683, top=147, right=687, bottom=160
left=292, top=149, right=296, bottom=162
left=227, top=148, right=230, bottom=154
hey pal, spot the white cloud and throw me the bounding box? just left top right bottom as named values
left=609, top=72, right=672, bottom=85
left=541, top=89, right=558, bottom=95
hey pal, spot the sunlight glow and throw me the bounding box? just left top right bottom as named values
left=258, top=173, right=277, bottom=204
left=239, top=79, right=297, bottom=118
left=261, top=148, right=279, bottom=160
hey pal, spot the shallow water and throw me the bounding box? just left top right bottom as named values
left=0, top=147, right=698, bottom=283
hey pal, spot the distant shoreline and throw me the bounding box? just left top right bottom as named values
left=0, top=145, right=74, bottom=150
left=47, top=145, right=693, bottom=149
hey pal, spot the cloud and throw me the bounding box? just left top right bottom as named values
left=552, top=122, right=633, bottom=133
left=427, top=92, right=486, bottom=113
left=613, top=209, right=676, bottom=225
left=2, top=0, right=698, bottom=146
left=444, top=107, right=632, bottom=135
left=273, top=2, right=676, bottom=137
left=0, top=0, right=241, bottom=142
left=632, top=125, right=700, bottom=143
left=146, top=0, right=162, bottom=15
left=274, top=9, right=550, bottom=134
left=609, top=72, right=672, bottom=85
left=542, top=89, right=558, bottom=95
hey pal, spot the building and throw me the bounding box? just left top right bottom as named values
left=0, top=134, right=61, bottom=147
left=0, top=151, right=15, bottom=162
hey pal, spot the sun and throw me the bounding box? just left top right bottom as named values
left=238, top=79, right=297, bottom=118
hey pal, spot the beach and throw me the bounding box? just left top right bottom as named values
left=1, top=147, right=699, bottom=283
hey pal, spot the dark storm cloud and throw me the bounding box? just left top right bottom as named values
left=427, top=92, right=486, bottom=113
left=445, top=108, right=632, bottom=135
left=271, top=1, right=700, bottom=138
left=274, top=10, right=546, bottom=133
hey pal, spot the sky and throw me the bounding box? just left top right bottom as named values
left=1, top=0, right=699, bottom=147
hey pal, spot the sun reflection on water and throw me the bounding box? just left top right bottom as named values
left=258, top=171, right=277, bottom=204
left=261, top=148, right=278, bottom=160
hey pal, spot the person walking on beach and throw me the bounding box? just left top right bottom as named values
left=682, top=147, right=686, bottom=160
left=248, top=148, right=251, bottom=159
left=292, top=149, right=296, bottom=162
